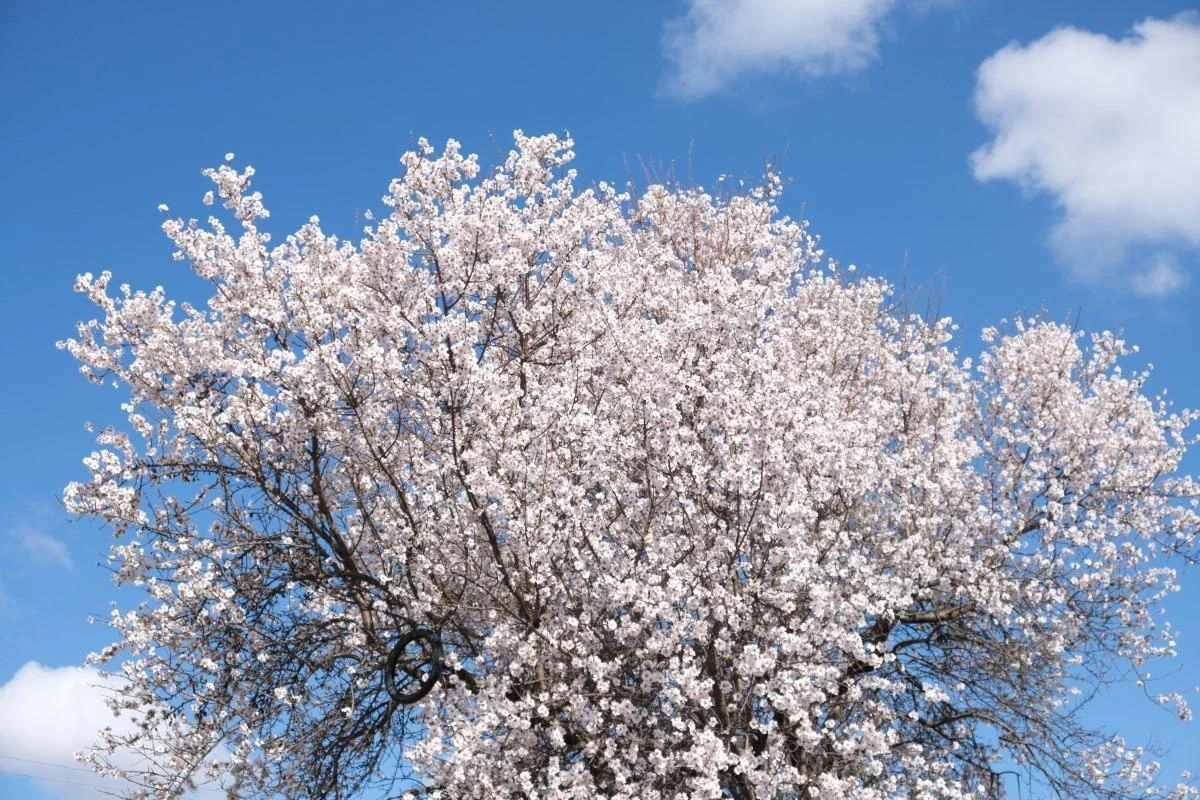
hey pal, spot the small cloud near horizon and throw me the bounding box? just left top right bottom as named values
left=0, top=662, right=226, bottom=799
left=0, top=662, right=130, bottom=799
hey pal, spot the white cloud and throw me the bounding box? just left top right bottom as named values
left=7, top=504, right=74, bottom=570
left=0, top=662, right=130, bottom=798
left=971, top=14, right=1200, bottom=285
left=1131, top=252, right=1188, bottom=298
left=662, top=0, right=901, bottom=98
left=0, top=662, right=223, bottom=799
left=13, top=522, right=73, bottom=569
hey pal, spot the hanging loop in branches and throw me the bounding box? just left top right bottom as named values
left=383, top=627, right=443, bottom=705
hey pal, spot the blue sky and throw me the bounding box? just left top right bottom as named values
left=1, top=1, right=1198, bottom=797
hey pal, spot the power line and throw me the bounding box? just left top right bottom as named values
left=0, top=752, right=94, bottom=773
left=0, top=766, right=105, bottom=789
left=0, top=752, right=228, bottom=796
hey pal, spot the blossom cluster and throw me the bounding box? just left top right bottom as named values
left=62, top=133, right=1199, bottom=799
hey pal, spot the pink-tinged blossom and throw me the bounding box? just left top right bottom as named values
left=60, top=133, right=1198, bottom=800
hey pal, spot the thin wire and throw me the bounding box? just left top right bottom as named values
left=0, top=766, right=105, bottom=789
left=0, top=752, right=227, bottom=796
left=0, top=752, right=94, bottom=773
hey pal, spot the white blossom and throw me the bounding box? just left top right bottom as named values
left=60, top=133, right=1199, bottom=800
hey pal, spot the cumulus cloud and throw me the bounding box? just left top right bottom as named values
left=0, top=662, right=131, bottom=798
left=662, top=0, right=903, bottom=98
left=0, top=662, right=222, bottom=799
left=971, top=14, right=1200, bottom=285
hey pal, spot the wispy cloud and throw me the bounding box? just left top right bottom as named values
left=1130, top=252, right=1188, bottom=298
left=660, top=0, right=950, bottom=99
left=971, top=13, right=1200, bottom=289
left=10, top=515, right=73, bottom=570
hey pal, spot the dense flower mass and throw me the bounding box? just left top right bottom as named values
left=62, top=133, right=1199, bottom=799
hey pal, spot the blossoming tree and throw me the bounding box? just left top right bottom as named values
left=62, top=133, right=1199, bottom=799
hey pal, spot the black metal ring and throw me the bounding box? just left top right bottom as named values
left=383, top=628, right=443, bottom=705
